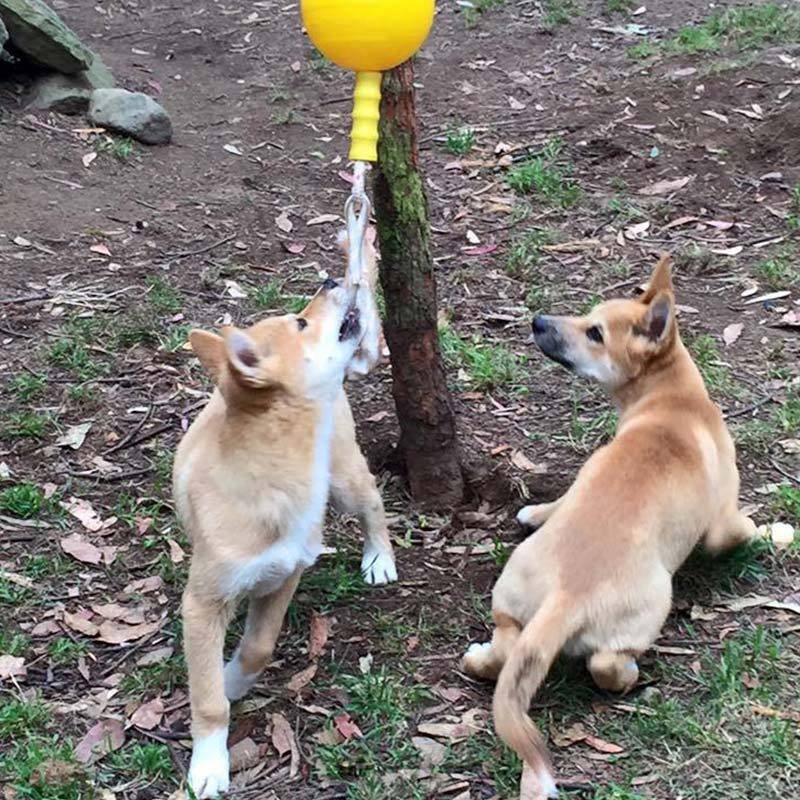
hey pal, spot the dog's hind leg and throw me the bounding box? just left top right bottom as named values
left=705, top=510, right=757, bottom=555
left=461, top=614, right=522, bottom=681
left=330, top=394, right=396, bottom=586
left=183, top=585, right=235, bottom=798
left=587, top=651, right=639, bottom=693
left=224, top=569, right=303, bottom=701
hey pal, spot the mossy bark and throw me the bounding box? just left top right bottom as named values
left=372, top=60, right=464, bottom=509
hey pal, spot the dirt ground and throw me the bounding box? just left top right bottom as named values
left=1, top=1, right=798, bottom=799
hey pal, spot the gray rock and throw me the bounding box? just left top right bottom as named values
left=0, top=0, right=92, bottom=73
left=26, top=54, right=114, bottom=114
left=0, top=15, right=8, bottom=50
left=88, top=88, right=172, bottom=145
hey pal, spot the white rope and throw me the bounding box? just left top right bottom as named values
left=344, top=161, right=371, bottom=286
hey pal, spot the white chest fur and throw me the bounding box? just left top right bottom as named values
left=223, top=404, right=335, bottom=598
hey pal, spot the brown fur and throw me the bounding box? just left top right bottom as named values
left=461, top=255, right=755, bottom=798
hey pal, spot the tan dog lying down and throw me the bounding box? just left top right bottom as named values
left=462, top=255, right=755, bottom=797
left=174, top=229, right=395, bottom=798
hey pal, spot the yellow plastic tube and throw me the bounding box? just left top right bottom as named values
left=350, top=71, right=382, bottom=162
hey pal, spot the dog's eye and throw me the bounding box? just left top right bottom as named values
left=296, top=317, right=308, bottom=332
left=586, top=325, right=604, bottom=344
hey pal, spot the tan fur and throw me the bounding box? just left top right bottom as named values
left=175, top=239, right=395, bottom=798
left=461, top=255, right=755, bottom=798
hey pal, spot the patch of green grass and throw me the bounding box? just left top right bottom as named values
left=251, top=280, right=283, bottom=310
left=113, top=307, right=160, bottom=348
left=146, top=275, right=182, bottom=315
left=773, top=482, right=800, bottom=525
left=505, top=228, right=550, bottom=278
left=506, top=139, right=580, bottom=208
left=439, top=325, right=527, bottom=392
left=605, top=0, right=634, bottom=14
left=525, top=284, right=552, bottom=314
left=732, top=418, right=773, bottom=452
left=0, top=629, right=30, bottom=657
left=296, top=546, right=367, bottom=611
left=775, top=387, right=800, bottom=434
left=0, top=694, right=50, bottom=739
left=0, top=735, right=84, bottom=800
left=0, top=576, right=32, bottom=604
left=444, top=127, right=476, bottom=156
left=542, top=0, right=581, bottom=30
left=1, top=411, right=51, bottom=440
left=756, top=248, right=800, bottom=289
left=23, top=554, right=74, bottom=580
left=594, top=786, right=649, bottom=800
left=0, top=483, right=44, bottom=518
left=96, top=134, right=135, bottom=160
left=688, top=334, right=739, bottom=397
left=788, top=183, right=800, bottom=229
left=48, top=637, right=87, bottom=666
left=9, top=373, right=46, bottom=401
left=48, top=319, right=106, bottom=380
left=444, top=729, right=521, bottom=798
left=120, top=653, right=186, bottom=696
left=317, top=665, right=430, bottom=795
left=627, top=40, right=658, bottom=59
left=107, top=742, right=173, bottom=780
left=554, top=398, right=618, bottom=454
left=284, top=294, right=310, bottom=314
left=606, top=195, right=647, bottom=223
left=462, top=0, right=505, bottom=27
left=159, top=323, right=191, bottom=353
left=309, top=47, right=330, bottom=72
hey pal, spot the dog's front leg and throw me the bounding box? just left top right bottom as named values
left=517, top=496, right=565, bottom=530
left=183, top=585, right=232, bottom=799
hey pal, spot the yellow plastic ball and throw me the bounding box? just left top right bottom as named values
left=301, top=0, right=434, bottom=73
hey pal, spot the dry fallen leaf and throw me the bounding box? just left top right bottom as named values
left=306, top=213, right=339, bottom=226
left=308, top=613, right=330, bottom=660
left=60, top=497, right=104, bottom=532
left=63, top=610, right=100, bottom=637
left=510, top=450, right=547, bottom=473
left=60, top=533, right=103, bottom=565
left=89, top=243, right=112, bottom=257
left=722, top=322, right=743, bottom=346
left=75, top=719, right=125, bottom=764
left=412, top=736, right=447, bottom=768
left=136, top=646, right=174, bottom=667
left=638, top=175, right=692, bottom=196
left=286, top=663, right=317, bottom=693
left=334, top=712, right=363, bottom=740
left=97, top=620, right=160, bottom=645
left=229, top=737, right=261, bottom=773
left=275, top=212, right=293, bottom=233
left=124, top=576, right=164, bottom=595
left=551, top=721, right=587, bottom=748
left=129, top=698, right=164, bottom=731
left=584, top=734, right=625, bottom=754
left=224, top=279, right=248, bottom=299
left=82, top=152, right=97, bottom=168
left=56, top=422, right=92, bottom=450
left=223, top=143, right=243, bottom=156
left=167, top=539, right=186, bottom=564
left=0, top=654, right=26, bottom=680
left=271, top=713, right=300, bottom=776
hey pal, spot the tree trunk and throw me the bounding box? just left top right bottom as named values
left=372, top=60, right=464, bottom=509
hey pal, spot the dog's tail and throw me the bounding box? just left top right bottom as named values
left=493, top=593, right=580, bottom=797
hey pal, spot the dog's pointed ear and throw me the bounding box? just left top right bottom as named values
left=640, top=253, right=674, bottom=303
left=639, top=291, right=674, bottom=344
left=222, top=327, right=281, bottom=389
left=189, top=330, right=226, bottom=383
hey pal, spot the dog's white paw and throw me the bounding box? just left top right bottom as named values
left=361, top=545, right=398, bottom=586
left=189, top=729, right=230, bottom=798
left=465, top=641, right=491, bottom=658
left=224, top=652, right=259, bottom=701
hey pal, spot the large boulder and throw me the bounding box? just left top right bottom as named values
left=0, top=0, right=91, bottom=73
left=26, top=54, right=114, bottom=114
left=88, top=88, right=172, bottom=145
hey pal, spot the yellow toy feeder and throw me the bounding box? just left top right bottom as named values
left=301, top=0, right=435, bottom=163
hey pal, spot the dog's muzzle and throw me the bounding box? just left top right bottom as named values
left=531, top=315, right=574, bottom=371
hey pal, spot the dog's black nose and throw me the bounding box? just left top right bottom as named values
left=321, top=277, right=339, bottom=291
left=532, top=315, right=549, bottom=335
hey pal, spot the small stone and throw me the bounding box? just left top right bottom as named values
left=26, top=54, right=114, bottom=114
left=0, top=0, right=92, bottom=73
left=88, top=88, right=172, bottom=145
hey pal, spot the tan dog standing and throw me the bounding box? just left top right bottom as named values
left=174, top=231, right=395, bottom=797
left=461, top=256, right=755, bottom=797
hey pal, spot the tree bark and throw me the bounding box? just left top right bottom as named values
left=372, top=60, right=464, bottom=509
